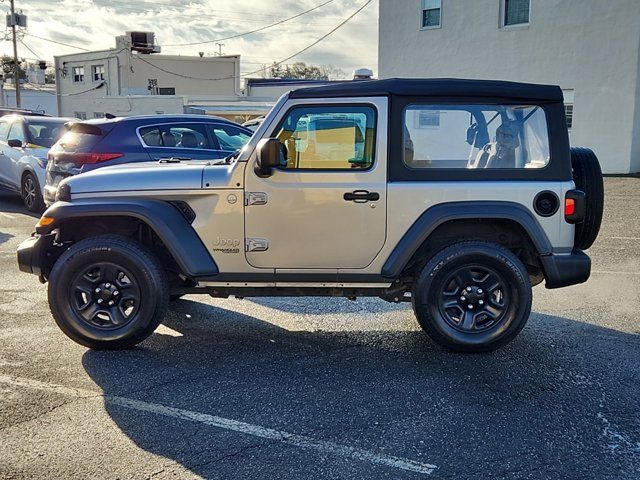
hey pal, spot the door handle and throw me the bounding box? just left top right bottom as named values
left=343, top=190, right=380, bottom=203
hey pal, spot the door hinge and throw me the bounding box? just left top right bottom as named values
left=246, top=237, right=269, bottom=252
left=245, top=192, right=268, bottom=206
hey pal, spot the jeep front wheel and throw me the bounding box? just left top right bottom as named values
left=48, top=235, right=169, bottom=349
left=412, top=242, right=532, bottom=353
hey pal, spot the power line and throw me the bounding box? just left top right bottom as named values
left=24, top=33, right=90, bottom=51
left=163, top=0, right=338, bottom=47
left=135, top=0, right=373, bottom=82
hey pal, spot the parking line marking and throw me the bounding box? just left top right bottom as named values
left=592, top=270, right=640, bottom=276
left=0, top=212, right=15, bottom=219
left=605, top=236, right=640, bottom=241
left=0, top=374, right=437, bottom=475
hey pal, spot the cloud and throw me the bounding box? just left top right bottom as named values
left=11, top=0, right=379, bottom=78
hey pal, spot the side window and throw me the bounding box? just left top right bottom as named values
left=274, top=105, right=376, bottom=170
left=8, top=122, right=25, bottom=143
left=403, top=104, right=550, bottom=169
left=166, top=124, right=210, bottom=149
left=210, top=124, right=251, bottom=151
left=0, top=121, right=10, bottom=142
left=139, top=124, right=210, bottom=149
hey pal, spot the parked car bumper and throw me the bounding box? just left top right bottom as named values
left=540, top=249, right=591, bottom=289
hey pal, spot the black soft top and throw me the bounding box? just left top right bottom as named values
left=289, top=78, right=563, bottom=102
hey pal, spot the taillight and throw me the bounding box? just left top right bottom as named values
left=55, top=152, right=123, bottom=166
left=565, top=190, right=586, bottom=224
left=564, top=198, right=575, bottom=216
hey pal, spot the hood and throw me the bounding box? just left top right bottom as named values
left=64, top=161, right=212, bottom=194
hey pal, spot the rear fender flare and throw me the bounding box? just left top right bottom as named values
left=381, top=201, right=553, bottom=278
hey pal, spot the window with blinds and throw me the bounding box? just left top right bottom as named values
left=422, top=0, right=442, bottom=28
left=504, top=0, right=530, bottom=26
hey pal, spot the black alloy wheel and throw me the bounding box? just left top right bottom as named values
left=48, top=235, right=169, bottom=349
left=70, top=262, right=141, bottom=330
left=412, top=241, right=532, bottom=353
left=438, top=265, right=508, bottom=333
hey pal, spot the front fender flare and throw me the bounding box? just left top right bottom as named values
left=381, top=201, right=553, bottom=278
left=38, top=199, right=218, bottom=278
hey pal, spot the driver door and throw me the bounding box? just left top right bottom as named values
left=244, top=99, right=388, bottom=271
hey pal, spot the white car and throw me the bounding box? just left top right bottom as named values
left=0, top=115, right=71, bottom=212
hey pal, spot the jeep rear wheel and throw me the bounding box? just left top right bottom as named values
left=571, top=147, right=604, bottom=250
left=48, top=235, right=169, bottom=349
left=412, top=242, right=532, bottom=353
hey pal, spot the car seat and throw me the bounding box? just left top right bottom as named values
left=470, top=121, right=520, bottom=169
left=179, top=131, right=198, bottom=148
left=161, top=131, right=177, bottom=147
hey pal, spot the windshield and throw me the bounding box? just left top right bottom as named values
left=25, top=120, right=68, bottom=148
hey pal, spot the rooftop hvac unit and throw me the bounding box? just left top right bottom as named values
left=127, top=31, right=161, bottom=54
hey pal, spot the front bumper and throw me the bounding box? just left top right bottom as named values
left=17, top=233, right=56, bottom=279
left=540, top=249, right=591, bottom=289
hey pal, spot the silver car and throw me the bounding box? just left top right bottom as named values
left=0, top=115, right=72, bottom=211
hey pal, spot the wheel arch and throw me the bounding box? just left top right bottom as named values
left=38, top=199, right=218, bottom=278
left=381, top=201, right=552, bottom=280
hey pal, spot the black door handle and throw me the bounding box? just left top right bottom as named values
left=343, top=190, right=380, bottom=203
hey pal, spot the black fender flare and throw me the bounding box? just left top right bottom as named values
left=381, top=201, right=553, bottom=278
left=37, top=199, right=218, bottom=277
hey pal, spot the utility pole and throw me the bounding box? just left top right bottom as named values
left=215, top=43, right=224, bottom=56
left=9, top=0, right=20, bottom=108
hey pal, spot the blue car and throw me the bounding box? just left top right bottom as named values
left=44, top=115, right=253, bottom=205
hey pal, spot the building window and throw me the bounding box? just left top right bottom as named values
left=565, top=104, right=573, bottom=130
left=72, top=66, right=84, bottom=83
left=504, top=0, right=530, bottom=26
left=94, top=112, right=105, bottom=119
left=421, top=0, right=441, bottom=29
left=416, top=110, right=440, bottom=129
left=74, top=112, right=87, bottom=120
left=92, top=65, right=105, bottom=81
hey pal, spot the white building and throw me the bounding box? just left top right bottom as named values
left=1, top=84, right=58, bottom=115
left=378, top=0, right=640, bottom=174
left=54, top=33, right=267, bottom=122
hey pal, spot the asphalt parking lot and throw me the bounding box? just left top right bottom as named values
left=0, top=178, right=639, bottom=480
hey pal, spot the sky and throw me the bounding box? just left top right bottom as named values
left=4, top=0, right=379, bottom=78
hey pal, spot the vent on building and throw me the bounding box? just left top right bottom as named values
left=128, top=31, right=161, bottom=54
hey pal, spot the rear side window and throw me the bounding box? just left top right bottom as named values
left=403, top=104, right=550, bottom=169
left=210, top=124, right=251, bottom=151
left=139, top=124, right=211, bottom=149
left=274, top=105, right=376, bottom=170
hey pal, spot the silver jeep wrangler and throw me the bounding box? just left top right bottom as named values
left=17, top=79, right=604, bottom=352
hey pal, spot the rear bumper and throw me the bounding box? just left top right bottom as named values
left=17, top=233, right=55, bottom=279
left=540, top=249, right=591, bottom=289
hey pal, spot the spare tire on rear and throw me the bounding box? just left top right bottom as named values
left=570, top=147, right=604, bottom=250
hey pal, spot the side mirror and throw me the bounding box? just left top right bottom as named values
left=8, top=138, right=23, bottom=148
left=255, top=138, right=285, bottom=177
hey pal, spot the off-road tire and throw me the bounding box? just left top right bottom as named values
left=571, top=147, right=604, bottom=250
left=22, top=172, right=44, bottom=213
left=412, top=241, right=532, bottom=353
left=48, top=235, right=169, bottom=349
